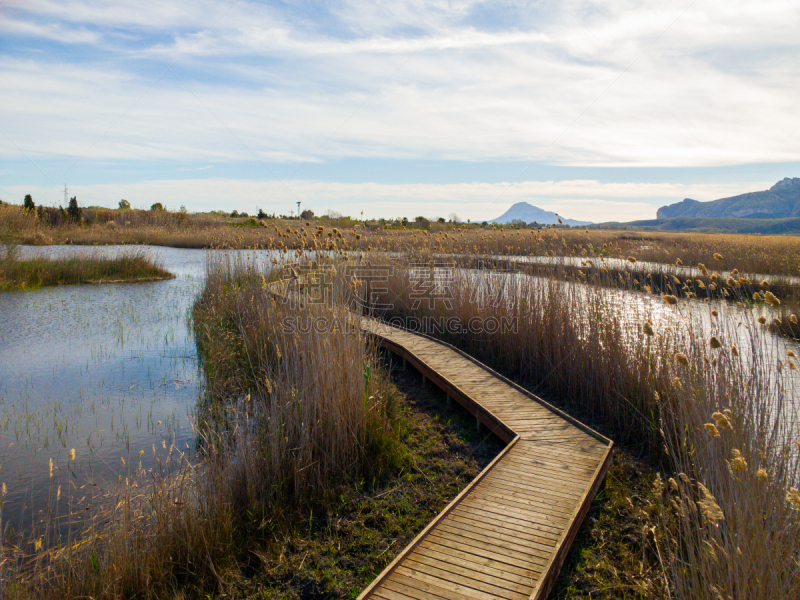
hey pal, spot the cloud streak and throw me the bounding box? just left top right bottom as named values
left=1, top=1, right=798, bottom=219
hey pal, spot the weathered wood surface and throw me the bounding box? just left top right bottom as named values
left=265, top=279, right=612, bottom=599
left=357, top=319, right=613, bottom=600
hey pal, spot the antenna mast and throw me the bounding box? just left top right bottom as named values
left=296, top=201, right=301, bottom=219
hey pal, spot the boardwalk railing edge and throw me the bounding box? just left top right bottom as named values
left=356, top=435, right=522, bottom=600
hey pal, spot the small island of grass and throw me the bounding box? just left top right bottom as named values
left=0, top=248, right=174, bottom=290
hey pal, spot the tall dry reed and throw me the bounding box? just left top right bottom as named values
left=371, top=252, right=800, bottom=598
left=2, top=252, right=396, bottom=599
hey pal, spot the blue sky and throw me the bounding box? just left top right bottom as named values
left=1, top=0, right=799, bottom=222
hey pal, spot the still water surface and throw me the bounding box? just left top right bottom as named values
left=0, top=246, right=279, bottom=535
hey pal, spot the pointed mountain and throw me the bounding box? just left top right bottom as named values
left=491, top=202, right=592, bottom=226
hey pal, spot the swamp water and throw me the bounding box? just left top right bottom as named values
left=0, top=246, right=280, bottom=545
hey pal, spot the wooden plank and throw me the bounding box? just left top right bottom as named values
left=417, top=538, right=541, bottom=580
left=357, top=437, right=521, bottom=600
left=528, top=444, right=614, bottom=600
left=403, top=554, right=532, bottom=598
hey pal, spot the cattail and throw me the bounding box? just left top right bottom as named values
left=49, top=458, right=53, bottom=478
left=69, top=448, right=76, bottom=461
left=712, top=411, right=732, bottom=430
left=760, top=279, right=769, bottom=288
left=643, top=322, right=654, bottom=336
left=713, top=253, right=723, bottom=260
left=662, top=294, right=678, bottom=305
left=709, top=336, right=721, bottom=349
left=674, top=352, right=689, bottom=366
left=676, top=258, right=683, bottom=266
left=627, top=256, right=636, bottom=263
left=698, top=263, right=708, bottom=276
left=757, top=469, right=769, bottom=482
left=758, top=316, right=767, bottom=325
left=711, top=310, right=718, bottom=317
left=698, top=483, right=724, bottom=520
left=791, top=314, right=798, bottom=325
left=705, top=423, right=721, bottom=437
left=788, top=350, right=798, bottom=359
left=787, top=488, right=800, bottom=510
left=732, top=345, right=739, bottom=357
left=764, top=291, right=780, bottom=307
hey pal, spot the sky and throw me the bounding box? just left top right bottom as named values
left=1, top=0, right=799, bottom=223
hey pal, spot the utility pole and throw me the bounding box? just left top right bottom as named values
left=63, top=184, right=68, bottom=206
left=296, top=201, right=301, bottom=219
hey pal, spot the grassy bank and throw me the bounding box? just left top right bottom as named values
left=0, top=248, right=173, bottom=289
left=367, top=251, right=800, bottom=598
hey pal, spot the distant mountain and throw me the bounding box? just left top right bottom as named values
left=657, top=178, right=800, bottom=220
left=590, top=216, right=800, bottom=235
left=491, top=202, right=592, bottom=226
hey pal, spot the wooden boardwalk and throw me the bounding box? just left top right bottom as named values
left=266, top=279, right=612, bottom=599
left=357, top=318, right=613, bottom=600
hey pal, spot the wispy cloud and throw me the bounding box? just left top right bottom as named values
left=1, top=1, right=798, bottom=219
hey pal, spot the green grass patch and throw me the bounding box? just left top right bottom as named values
left=0, top=250, right=173, bottom=290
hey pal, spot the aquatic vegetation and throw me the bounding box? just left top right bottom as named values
left=0, top=248, right=172, bottom=290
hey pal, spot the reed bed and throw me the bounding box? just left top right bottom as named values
left=1, top=253, right=396, bottom=598
left=369, top=251, right=800, bottom=599
left=0, top=247, right=173, bottom=289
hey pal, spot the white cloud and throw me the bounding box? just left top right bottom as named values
left=1, top=0, right=798, bottom=221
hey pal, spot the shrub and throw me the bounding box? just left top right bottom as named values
left=67, top=196, right=82, bottom=223
left=24, top=194, right=35, bottom=211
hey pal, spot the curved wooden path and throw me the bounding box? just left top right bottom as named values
left=267, top=278, right=612, bottom=599
left=358, top=318, right=613, bottom=600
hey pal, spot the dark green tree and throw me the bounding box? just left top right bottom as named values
left=150, top=202, right=165, bottom=211
left=118, top=199, right=131, bottom=210
left=23, top=194, right=35, bottom=211
left=67, top=196, right=82, bottom=223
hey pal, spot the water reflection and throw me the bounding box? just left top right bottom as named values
left=0, top=245, right=281, bottom=537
